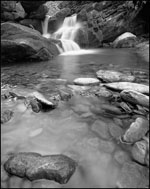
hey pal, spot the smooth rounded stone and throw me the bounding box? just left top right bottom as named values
left=131, top=140, right=147, bottom=165
left=91, top=120, right=110, bottom=139
left=95, top=87, right=113, bottom=98
left=98, top=140, right=116, bottom=153
left=1, top=110, right=14, bottom=124
left=113, top=118, right=123, bottom=127
left=116, top=161, right=149, bottom=188
left=103, top=82, right=149, bottom=94
left=4, top=152, right=77, bottom=184
left=120, top=90, right=149, bottom=108
left=9, top=176, right=23, bottom=188
left=122, top=117, right=149, bottom=143
left=96, top=70, right=135, bottom=82
left=114, top=150, right=130, bottom=165
left=58, top=88, right=73, bottom=101
left=108, top=123, right=124, bottom=139
left=73, top=78, right=100, bottom=86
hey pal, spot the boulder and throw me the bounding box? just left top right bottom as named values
left=116, top=161, right=149, bottom=188
left=1, top=22, right=60, bottom=63
left=131, top=140, right=148, bottom=164
left=112, top=32, right=137, bottom=48
left=1, top=1, right=26, bottom=21
left=4, top=152, right=77, bottom=184
left=20, top=19, right=42, bottom=33
left=122, top=117, right=149, bottom=143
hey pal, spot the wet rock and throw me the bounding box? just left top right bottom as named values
left=131, top=140, right=147, bottom=165
left=91, top=120, right=110, bottom=140
left=95, top=87, right=113, bottom=98
left=120, top=90, right=149, bottom=108
left=1, top=110, right=14, bottom=124
left=116, top=161, right=149, bottom=188
left=1, top=22, right=59, bottom=63
left=122, top=117, right=149, bottom=143
left=58, top=88, right=73, bottom=101
left=112, top=32, right=137, bottom=48
left=4, top=152, right=77, bottom=184
left=108, top=123, right=124, bottom=139
left=25, top=91, right=57, bottom=112
left=103, top=82, right=149, bottom=94
left=73, top=78, right=100, bottom=86
left=114, top=150, right=130, bottom=165
left=96, top=70, right=135, bottom=83
left=98, top=140, right=116, bottom=153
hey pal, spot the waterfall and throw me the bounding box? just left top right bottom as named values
left=42, top=15, right=51, bottom=38
left=42, top=14, right=81, bottom=52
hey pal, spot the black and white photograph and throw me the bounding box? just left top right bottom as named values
left=1, top=0, right=149, bottom=188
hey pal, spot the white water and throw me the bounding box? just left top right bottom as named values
left=42, top=14, right=81, bottom=52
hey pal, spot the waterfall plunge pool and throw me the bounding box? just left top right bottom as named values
left=1, top=48, right=149, bottom=188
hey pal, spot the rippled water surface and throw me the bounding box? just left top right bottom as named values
left=1, top=48, right=149, bottom=188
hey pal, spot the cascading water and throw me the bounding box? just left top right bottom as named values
left=42, top=14, right=81, bottom=52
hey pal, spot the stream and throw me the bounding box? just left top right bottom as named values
left=1, top=48, right=149, bottom=188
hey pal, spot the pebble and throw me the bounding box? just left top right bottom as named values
left=29, top=128, right=43, bottom=137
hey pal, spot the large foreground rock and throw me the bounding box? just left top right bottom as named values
left=4, top=152, right=77, bottom=184
left=1, top=22, right=60, bottom=63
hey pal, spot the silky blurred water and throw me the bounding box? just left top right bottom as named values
left=1, top=48, right=149, bottom=188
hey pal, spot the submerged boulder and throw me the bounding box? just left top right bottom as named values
left=1, top=22, right=60, bottom=63
left=116, top=161, right=149, bottom=188
left=112, top=32, right=137, bottom=48
left=4, top=152, right=77, bottom=184
left=1, top=110, right=14, bottom=124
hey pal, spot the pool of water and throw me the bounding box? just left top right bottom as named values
left=1, top=48, right=149, bottom=188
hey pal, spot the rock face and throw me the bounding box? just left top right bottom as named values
left=58, top=1, right=149, bottom=48
left=1, top=1, right=26, bottom=21
left=112, top=32, right=137, bottom=48
left=1, top=22, right=60, bottom=63
left=4, top=152, right=77, bottom=184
